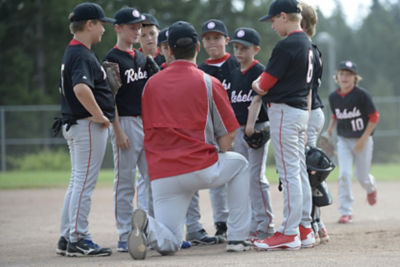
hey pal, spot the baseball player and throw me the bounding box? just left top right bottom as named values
left=56, top=2, right=114, bottom=257
left=139, top=13, right=166, bottom=66
left=198, top=18, right=240, bottom=238
left=103, top=7, right=152, bottom=252
left=299, top=1, right=330, bottom=244
left=128, top=21, right=251, bottom=260
left=247, top=0, right=315, bottom=250
left=326, top=60, right=379, bottom=224
left=229, top=27, right=275, bottom=241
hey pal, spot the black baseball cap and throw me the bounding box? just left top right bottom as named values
left=168, top=21, right=198, bottom=48
left=158, top=28, right=169, bottom=45
left=230, top=27, right=261, bottom=46
left=114, top=7, right=145, bottom=25
left=259, top=0, right=301, bottom=22
left=337, top=60, right=358, bottom=74
left=143, top=13, right=160, bottom=28
left=201, top=19, right=228, bottom=37
left=70, top=2, right=115, bottom=23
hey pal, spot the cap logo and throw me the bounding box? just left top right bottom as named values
left=207, top=22, right=216, bottom=29
left=132, top=9, right=140, bottom=18
left=345, top=61, right=353, bottom=67
left=237, top=30, right=245, bottom=38
left=166, top=30, right=169, bottom=37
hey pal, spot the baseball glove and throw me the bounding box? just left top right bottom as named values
left=102, top=61, right=122, bottom=97
left=319, top=132, right=336, bottom=158
left=145, top=55, right=160, bottom=77
left=243, top=128, right=270, bottom=149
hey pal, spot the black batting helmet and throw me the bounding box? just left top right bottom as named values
left=306, top=146, right=335, bottom=188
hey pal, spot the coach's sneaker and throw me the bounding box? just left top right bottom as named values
left=56, top=236, right=68, bottom=256
left=66, top=239, right=112, bottom=257
left=186, top=229, right=224, bottom=245
left=299, top=225, right=315, bottom=248
left=215, top=221, right=227, bottom=238
left=117, top=241, right=128, bottom=252
left=367, top=190, right=377, bottom=206
left=319, top=227, right=330, bottom=243
left=226, top=240, right=252, bottom=252
left=338, top=215, right=353, bottom=224
left=253, top=232, right=300, bottom=251
left=128, top=209, right=148, bottom=260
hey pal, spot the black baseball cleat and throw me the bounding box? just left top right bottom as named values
left=128, top=209, right=149, bottom=260
left=215, top=221, right=227, bottom=238
left=186, top=229, right=224, bottom=245
left=56, top=236, right=68, bottom=256
left=66, top=239, right=112, bottom=257
left=226, top=240, right=252, bottom=252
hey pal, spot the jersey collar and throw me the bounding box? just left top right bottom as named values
left=113, top=45, right=135, bottom=58
left=241, top=60, right=259, bottom=75
left=337, top=86, right=355, bottom=97
left=205, top=53, right=231, bottom=65
left=69, top=39, right=89, bottom=49
left=287, top=30, right=304, bottom=37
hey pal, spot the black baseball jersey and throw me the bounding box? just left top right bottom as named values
left=103, top=47, right=148, bottom=116
left=263, top=31, right=313, bottom=110
left=229, top=60, right=268, bottom=125
left=311, top=44, right=324, bottom=110
left=60, top=40, right=115, bottom=122
left=329, top=86, right=377, bottom=138
left=198, top=53, right=239, bottom=91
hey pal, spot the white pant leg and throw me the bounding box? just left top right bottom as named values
left=268, top=103, right=309, bottom=235
left=136, top=170, right=147, bottom=210
left=354, top=137, right=376, bottom=194
left=307, top=108, right=325, bottom=147
left=67, top=120, right=108, bottom=242
left=209, top=185, right=228, bottom=224
left=147, top=152, right=251, bottom=255
left=185, top=191, right=203, bottom=234
left=337, top=137, right=355, bottom=215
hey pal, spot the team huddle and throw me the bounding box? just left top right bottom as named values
left=55, top=0, right=380, bottom=260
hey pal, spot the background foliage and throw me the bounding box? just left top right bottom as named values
left=1, top=0, right=399, bottom=165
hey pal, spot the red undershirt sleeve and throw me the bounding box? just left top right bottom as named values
left=259, top=72, right=278, bottom=92
left=368, top=111, right=380, bottom=123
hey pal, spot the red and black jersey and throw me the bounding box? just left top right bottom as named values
left=198, top=53, right=239, bottom=91
left=60, top=39, right=115, bottom=122
left=329, top=86, right=378, bottom=138
left=229, top=60, right=268, bottom=125
left=311, top=43, right=324, bottom=110
left=263, top=31, right=313, bottom=110
left=103, top=47, right=148, bottom=116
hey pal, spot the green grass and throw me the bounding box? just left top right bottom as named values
left=0, top=163, right=399, bottom=189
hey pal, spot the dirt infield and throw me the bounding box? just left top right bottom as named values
left=1, top=181, right=399, bottom=267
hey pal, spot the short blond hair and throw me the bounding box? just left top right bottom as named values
left=299, top=1, right=318, bottom=37
left=287, top=12, right=302, bottom=22
left=334, top=71, right=363, bottom=85
left=68, top=13, right=99, bottom=34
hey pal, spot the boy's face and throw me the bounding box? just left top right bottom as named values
left=202, top=32, right=228, bottom=59
left=337, top=70, right=356, bottom=88
left=140, top=25, right=159, bottom=50
left=271, top=13, right=287, bottom=37
left=90, top=20, right=106, bottom=44
left=232, top=42, right=258, bottom=65
left=116, top=23, right=142, bottom=45
left=159, top=42, right=174, bottom=64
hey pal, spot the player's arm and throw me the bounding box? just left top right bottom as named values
left=217, top=130, right=236, bottom=153
left=326, top=116, right=337, bottom=136
left=353, top=111, right=380, bottom=153
left=73, top=83, right=110, bottom=129
left=111, top=107, right=131, bottom=150
left=252, top=72, right=278, bottom=96
left=245, top=94, right=262, bottom=136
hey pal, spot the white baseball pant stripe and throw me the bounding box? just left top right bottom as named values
left=110, top=116, right=152, bottom=242
left=60, top=119, right=108, bottom=242
left=233, top=122, right=274, bottom=235
left=337, top=136, right=376, bottom=215
left=146, top=152, right=251, bottom=254
left=268, top=103, right=312, bottom=235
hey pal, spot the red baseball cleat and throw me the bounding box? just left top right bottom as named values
left=299, top=225, right=315, bottom=248
left=338, top=215, right=353, bottom=224
left=253, top=232, right=300, bottom=251
left=367, top=190, right=377, bottom=206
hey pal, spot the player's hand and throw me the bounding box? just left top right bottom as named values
left=89, top=115, right=110, bottom=129
left=325, top=129, right=333, bottom=136
left=245, top=125, right=255, bottom=137
left=115, top=130, right=131, bottom=150
left=353, top=138, right=366, bottom=154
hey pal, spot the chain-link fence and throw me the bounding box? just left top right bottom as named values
left=1, top=98, right=399, bottom=172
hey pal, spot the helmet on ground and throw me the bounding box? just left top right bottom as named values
left=306, top=146, right=335, bottom=188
